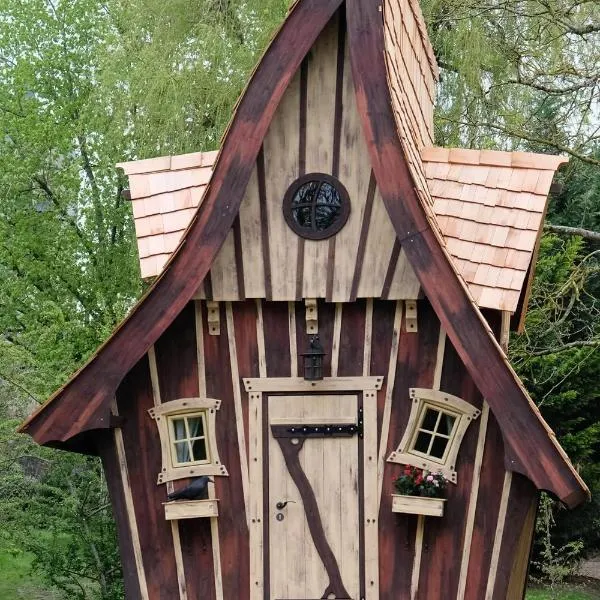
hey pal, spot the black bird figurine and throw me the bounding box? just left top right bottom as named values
left=167, top=476, right=213, bottom=501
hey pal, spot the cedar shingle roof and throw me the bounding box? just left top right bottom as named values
left=422, top=147, right=567, bottom=312
left=120, top=146, right=566, bottom=312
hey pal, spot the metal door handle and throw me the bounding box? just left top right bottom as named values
left=275, top=500, right=296, bottom=510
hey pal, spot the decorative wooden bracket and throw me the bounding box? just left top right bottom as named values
left=206, top=301, right=220, bottom=335
left=405, top=300, right=418, bottom=332
left=305, top=298, right=318, bottom=334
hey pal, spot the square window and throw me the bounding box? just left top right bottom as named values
left=168, top=412, right=210, bottom=467
left=409, top=403, right=459, bottom=464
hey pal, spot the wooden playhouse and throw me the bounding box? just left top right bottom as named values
left=21, top=0, right=589, bottom=598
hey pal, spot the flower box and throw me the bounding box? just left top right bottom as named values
left=163, top=499, right=219, bottom=521
left=391, top=494, right=445, bottom=517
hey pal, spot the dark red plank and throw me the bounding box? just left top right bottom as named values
left=337, top=299, right=366, bottom=376
left=96, top=431, right=143, bottom=600
left=202, top=302, right=249, bottom=600
left=378, top=300, right=440, bottom=599
left=116, top=357, right=180, bottom=598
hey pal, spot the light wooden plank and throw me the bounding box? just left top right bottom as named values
left=263, top=71, right=301, bottom=300
left=164, top=500, right=220, bottom=520
left=210, top=231, right=239, bottom=300
left=386, top=248, right=421, bottom=299
left=485, top=471, right=513, bottom=599
left=377, top=300, right=403, bottom=508
left=302, top=16, right=338, bottom=298
left=288, top=301, right=298, bottom=377
left=249, top=392, right=264, bottom=600
left=411, top=515, right=425, bottom=599
left=331, top=303, right=343, bottom=377
left=331, top=42, right=373, bottom=301
left=363, top=298, right=374, bottom=376
left=194, top=303, right=223, bottom=600
left=357, top=189, right=397, bottom=297
left=171, top=522, right=188, bottom=600
left=239, top=166, right=266, bottom=298
left=255, top=300, right=267, bottom=378
left=226, top=302, right=250, bottom=527
left=432, top=327, right=446, bottom=391
left=243, top=376, right=384, bottom=392
left=363, top=389, right=380, bottom=598
left=111, top=400, right=150, bottom=600
left=147, top=346, right=162, bottom=406
left=500, top=310, right=511, bottom=352
left=457, top=403, right=490, bottom=600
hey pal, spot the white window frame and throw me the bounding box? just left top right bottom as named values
left=167, top=411, right=211, bottom=468
left=149, top=397, right=228, bottom=484
left=387, top=388, right=480, bottom=483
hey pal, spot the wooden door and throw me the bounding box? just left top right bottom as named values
left=256, top=393, right=373, bottom=600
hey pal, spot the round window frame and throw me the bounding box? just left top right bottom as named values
left=282, top=173, right=351, bottom=240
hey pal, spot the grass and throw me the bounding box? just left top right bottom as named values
left=526, top=580, right=600, bottom=600
left=0, top=544, right=59, bottom=600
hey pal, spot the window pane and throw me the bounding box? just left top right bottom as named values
left=174, top=441, right=191, bottom=463
left=437, top=413, right=456, bottom=436
left=172, top=419, right=187, bottom=441
left=413, top=431, right=432, bottom=453
left=421, top=408, right=439, bottom=431
left=430, top=436, right=449, bottom=459
left=191, top=438, right=208, bottom=462
left=187, top=417, right=204, bottom=438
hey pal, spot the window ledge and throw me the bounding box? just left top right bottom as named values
left=164, top=499, right=219, bottom=520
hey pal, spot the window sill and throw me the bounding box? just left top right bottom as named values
left=164, top=499, right=219, bottom=520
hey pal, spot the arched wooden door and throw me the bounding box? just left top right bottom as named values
left=247, top=382, right=380, bottom=600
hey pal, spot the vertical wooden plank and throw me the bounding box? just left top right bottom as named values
left=263, top=71, right=301, bottom=300
left=331, top=303, right=343, bottom=377
left=97, top=431, right=147, bottom=600
left=330, top=40, right=373, bottom=301
left=262, top=302, right=292, bottom=377
left=463, top=413, right=506, bottom=600
left=492, top=474, right=538, bottom=600
left=416, top=335, right=483, bottom=600
left=338, top=299, right=367, bottom=376
left=232, top=300, right=259, bottom=459
left=485, top=471, right=513, bottom=599
left=288, top=301, right=298, bottom=377
left=201, top=302, right=249, bottom=600
left=363, top=389, right=379, bottom=598
left=249, top=391, right=263, bottom=600
left=147, top=344, right=188, bottom=600
left=410, top=516, right=425, bottom=600
left=303, top=15, right=339, bottom=298
left=256, top=300, right=267, bottom=377
left=386, top=248, right=421, bottom=299
left=379, top=300, right=440, bottom=600
left=456, top=403, right=490, bottom=600
left=363, top=298, right=374, bottom=376
left=210, top=231, right=239, bottom=300
left=238, top=166, right=266, bottom=298
left=376, top=300, right=403, bottom=507
left=116, top=357, right=180, bottom=599
left=356, top=189, right=397, bottom=298
left=226, top=302, right=250, bottom=527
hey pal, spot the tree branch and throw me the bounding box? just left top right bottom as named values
left=545, top=224, right=600, bottom=242
left=529, top=340, right=600, bottom=357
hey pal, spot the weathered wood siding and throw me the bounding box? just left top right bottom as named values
left=107, top=298, right=536, bottom=599
left=195, top=13, right=421, bottom=303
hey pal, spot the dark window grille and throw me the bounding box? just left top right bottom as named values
left=282, top=173, right=350, bottom=240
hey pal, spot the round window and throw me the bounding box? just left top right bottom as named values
left=282, top=173, right=350, bottom=240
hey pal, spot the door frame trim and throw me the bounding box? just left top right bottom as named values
left=248, top=379, right=381, bottom=600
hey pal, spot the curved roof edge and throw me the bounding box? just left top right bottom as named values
left=18, top=0, right=344, bottom=444
left=347, top=0, right=587, bottom=508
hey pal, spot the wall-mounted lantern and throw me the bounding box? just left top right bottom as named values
left=301, top=335, right=326, bottom=381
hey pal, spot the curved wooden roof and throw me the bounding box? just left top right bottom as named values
left=20, top=0, right=588, bottom=508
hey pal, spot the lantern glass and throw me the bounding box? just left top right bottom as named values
left=301, top=336, right=325, bottom=381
